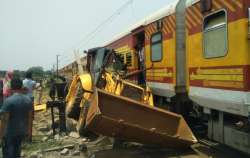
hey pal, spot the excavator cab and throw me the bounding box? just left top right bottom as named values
left=86, top=47, right=125, bottom=86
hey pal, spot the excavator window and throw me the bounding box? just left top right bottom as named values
left=92, top=48, right=106, bottom=84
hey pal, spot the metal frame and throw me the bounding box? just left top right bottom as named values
left=248, top=8, right=250, bottom=25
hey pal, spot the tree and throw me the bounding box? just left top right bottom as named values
left=13, top=70, right=25, bottom=78
left=45, top=70, right=53, bottom=76
left=0, top=71, right=6, bottom=79
left=27, top=66, right=44, bottom=79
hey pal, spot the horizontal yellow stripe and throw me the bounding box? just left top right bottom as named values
left=147, top=72, right=173, bottom=77
left=203, top=80, right=244, bottom=89
left=147, top=76, right=166, bottom=81
left=115, top=45, right=131, bottom=52
left=196, top=68, right=243, bottom=75
left=190, top=74, right=243, bottom=82
left=147, top=69, right=170, bottom=73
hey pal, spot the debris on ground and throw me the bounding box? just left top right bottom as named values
left=69, top=132, right=80, bottom=138
left=42, top=136, right=49, bottom=142
left=60, top=148, right=69, bottom=156
left=71, top=150, right=81, bottom=156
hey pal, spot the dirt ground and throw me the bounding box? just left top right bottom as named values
left=18, top=107, right=248, bottom=158
left=1, top=89, right=249, bottom=158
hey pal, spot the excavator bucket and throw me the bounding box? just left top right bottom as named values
left=86, top=89, right=197, bottom=148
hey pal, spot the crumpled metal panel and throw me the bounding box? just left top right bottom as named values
left=86, top=89, right=197, bottom=148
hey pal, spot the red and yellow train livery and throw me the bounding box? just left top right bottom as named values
left=103, top=0, right=250, bottom=154
left=61, top=0, right=250, bottom=154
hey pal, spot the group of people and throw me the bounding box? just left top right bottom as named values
left=0, top=71, right=36, bottom=158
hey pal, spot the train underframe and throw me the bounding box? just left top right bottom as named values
left=153, top=91, right=250, bottom=155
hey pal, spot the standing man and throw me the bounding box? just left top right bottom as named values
left=23, top=72, right=36, bottom=101
left=0, top=78, right=32, bottom=158
left=136, top=42, right=146, bottom=85
left=23, top=71, right=37, bottom=142
left=36, top=80, right=43, bottom=105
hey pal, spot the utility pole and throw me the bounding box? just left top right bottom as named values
left=74, top=49, right=84, bottom=74
left=56, top=55, right=60, bottom=78
left=52, top=64, right=55, bottom=74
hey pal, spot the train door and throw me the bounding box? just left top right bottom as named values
left=134, top=31, right=146, bottom=85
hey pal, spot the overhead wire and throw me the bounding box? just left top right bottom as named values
left=130, top=0, right=136, bottom=22
left=60, top=0, right=134, bottom=58
left=77, top=0, right=134, bottom=50
left=58, top=0, right=134, bottom=69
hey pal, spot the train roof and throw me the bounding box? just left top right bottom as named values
left=103, top=0, right=202, bottom=47
left=102, top=0, right=178, bottom=46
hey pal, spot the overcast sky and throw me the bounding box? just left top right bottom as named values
left=0, top=0, right=175, bottom=71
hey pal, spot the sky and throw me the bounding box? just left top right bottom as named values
left=0, top=0, right=176, bottom=71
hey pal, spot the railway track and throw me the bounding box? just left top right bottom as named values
left=198, top=138, right=249, bottom=158
left=87, top=136, right=250, bottom=158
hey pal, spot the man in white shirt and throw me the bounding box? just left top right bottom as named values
left=22, top=71, right=36, bottom=142
left=23, top=72, right=36, bottom=101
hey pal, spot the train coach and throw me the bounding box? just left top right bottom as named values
left=59, top=0, right=250, bottom=154
left=100, top=0, right=250, bottom=154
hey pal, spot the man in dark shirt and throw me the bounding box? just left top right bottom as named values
left=0, top=78, right=32, bottom=158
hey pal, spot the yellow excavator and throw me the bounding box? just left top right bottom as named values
left=65, top=47, right=197, bottom=148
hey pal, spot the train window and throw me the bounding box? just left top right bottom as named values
left=151, top=32, right=162, bottom=62
left=117, top=53, right=125, bottom=64
left=126, top=52, right=132, bottom=67
left=203, top=10, right=227, bottom=58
